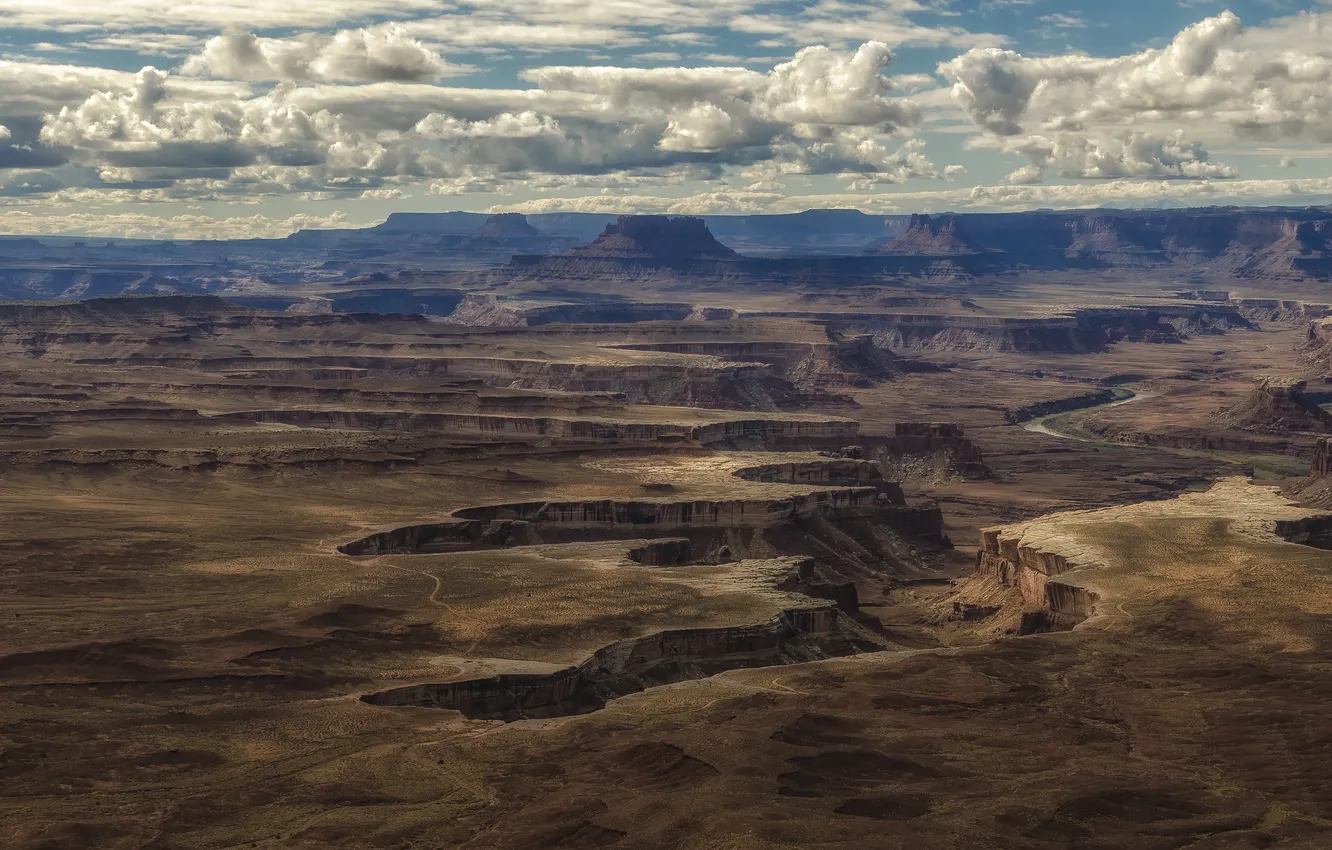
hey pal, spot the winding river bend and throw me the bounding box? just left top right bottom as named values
left=1021, top=389, right=1156, bottom=441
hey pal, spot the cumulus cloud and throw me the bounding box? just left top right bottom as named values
left=0, top=59, right=242, bottom=120
left=488, top=175, right=1332, bottom=216
left=182, top=26, right=460, bottom=82
left=0, top=125, right=10, bottom=141
left=987, top=131, right=1238, bottom=182
left=414, top=111, right=560, bottom=140
left=28, top=42, right=934, bottom=201
left=731, top=0, right=1005, bottom=50
left=0, top=209, right=354, bottom=240
left=941, top=11, right=1332, bottom=145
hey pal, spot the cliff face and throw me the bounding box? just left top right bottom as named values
left=1315, top=438, right=1332, bottom=477
left=975, top=528, right=1099, bottom=633
left=360, top=603, right=852, bottom=721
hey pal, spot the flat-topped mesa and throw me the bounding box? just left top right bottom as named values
left=567, top=215, right=741, bottom=260
left=863, top=214, right=983, bottom=256
left=469, top=212, right=543, bottom=238
left=1220, top=377, right=1332, bottom=434
left=570, top=215, right=745, bottom=259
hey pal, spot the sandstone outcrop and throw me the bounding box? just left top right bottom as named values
left=1283, top=437, right=1332, bottom=507
left=878, top=423, right=987, bottom=476
left=976, top=527, right=1099, bottom=633
left=1219, top=378, right=1332, bottom=434
left=1314, top=438, right=1332, bottom=476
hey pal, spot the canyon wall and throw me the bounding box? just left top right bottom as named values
left=360, top=604, right=845, bottom=721
left=975, top=526, right=1100, bottom=633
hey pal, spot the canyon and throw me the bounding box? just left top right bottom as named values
left=6, top=210, right=1332, bottom=848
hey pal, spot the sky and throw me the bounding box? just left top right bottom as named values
left=2, top=0, right=1332, bottom=239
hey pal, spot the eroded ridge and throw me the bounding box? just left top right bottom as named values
left=337, top=457, right=942, bottom=557
left=360, top=558, right=885, bottom=722
left=350, top=456, right=943, bottom=720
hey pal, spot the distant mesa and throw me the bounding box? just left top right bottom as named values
left=470, top=213, right=543, bottom=239
left=567, top=215, right=741, bottom=261
left=863, top=214, right=984, bottom=256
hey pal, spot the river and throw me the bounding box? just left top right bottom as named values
left=1021, top=390, right=1156, bottom=441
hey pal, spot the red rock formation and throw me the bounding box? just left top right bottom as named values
left=1220, top=378, right=1332, bottom=434
left=975, top=528, right=1098, bottom=633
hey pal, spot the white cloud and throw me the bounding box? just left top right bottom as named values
left=182, top=26, right=460, bottom=82
left=732, top=0, right=1006, bottom=50
left=0, top=125, right=10, bottom=140
left=413, top=110, right=561, bottom=139
left=18, top=41, right=930, bottom=201
left=71, top=33, right=204, bottom=56
left=488, top=175, right=1332, bottom=216
left=1280, top=156, right=1297, bottom=169
left=0, top=209, right=355, bottom=239
left=0, top=0, right=442, bottom=31
left=941, top=11, right=1332, bottom=144
left=985, top=131, right=1238, bottom=181
left=1004, top=164, right=1042, bottom=184
left=400, top=19, right=644, bottom=49
left=1039, top=13, right=1085, bottom=29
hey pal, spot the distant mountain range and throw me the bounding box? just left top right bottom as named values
left=2, top=206, right=1332, bottom=301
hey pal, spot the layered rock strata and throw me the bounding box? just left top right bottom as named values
left=1220, top=378, right=1332, bottom=434
left=338, top=489, right=943, bottom=556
